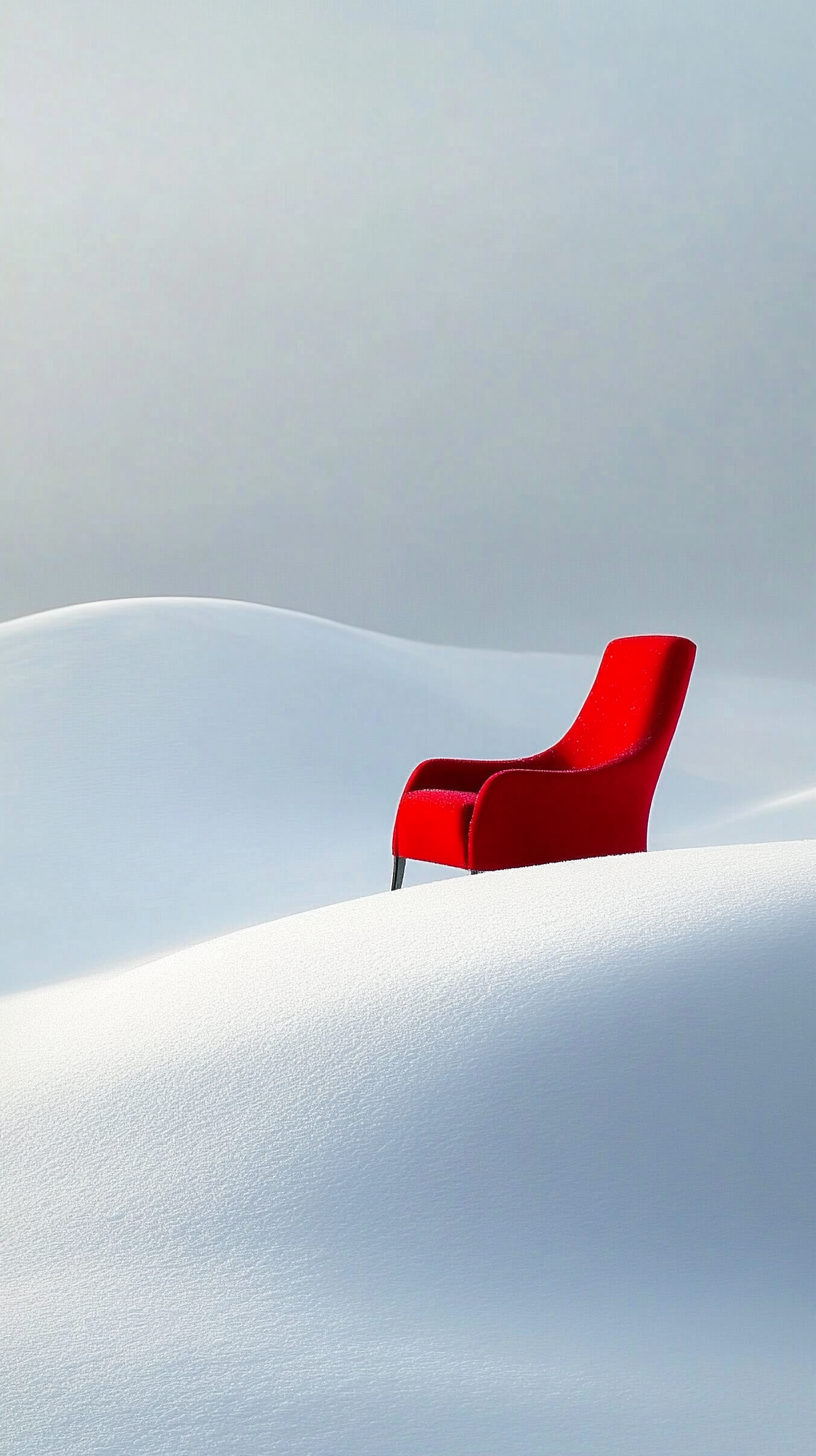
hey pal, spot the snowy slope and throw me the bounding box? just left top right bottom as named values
left=0, top=598, right=594, bottom=993
left=3, top=841, right=815, bottom=1454
left=2, top=596, right=816, bottom=993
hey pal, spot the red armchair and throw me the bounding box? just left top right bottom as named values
left=391, top=634, right=696, bottom=888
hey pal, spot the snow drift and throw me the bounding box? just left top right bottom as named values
left=2, top=596, right=816, bottom=994
left=3, top=841, right=815, bottom=1453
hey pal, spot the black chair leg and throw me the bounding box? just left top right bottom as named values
left=391, top=855, right=406, bottom=890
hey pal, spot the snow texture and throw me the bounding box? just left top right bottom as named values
left=3, top=841, right=815, bottom=1453
left=2, top=596, right=816, bottom=994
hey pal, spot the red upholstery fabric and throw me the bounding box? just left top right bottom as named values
left=392, top=635, right=696, bottom=874
left=394, top=789, right=477, bottom=869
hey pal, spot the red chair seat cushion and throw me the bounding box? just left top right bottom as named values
left=394, top=789, right=477, bottom=869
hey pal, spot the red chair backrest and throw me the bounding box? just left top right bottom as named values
left=546, top=635, right=696, bottom=771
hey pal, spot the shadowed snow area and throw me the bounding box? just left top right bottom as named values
left=2, top=597, right=816, bottom=994
left=3, top=842, right=815, bottom=1453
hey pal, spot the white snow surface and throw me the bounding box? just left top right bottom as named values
left=2, top=596, right=816, bottom=993
left=3, top=841, right=815, bottom=1453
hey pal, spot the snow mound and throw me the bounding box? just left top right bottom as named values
left=3, top=841, right=815, bottom=1453
left=2, top=596, right=816, bottom=993
left=0, top=597, right=594, bottom=992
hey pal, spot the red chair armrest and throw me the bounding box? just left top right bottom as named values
left=469, top=760, right=655, bottom=871
left=402, top=756, right=519, bottom=794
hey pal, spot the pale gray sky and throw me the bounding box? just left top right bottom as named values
left=1, top=1, right=815, bottom=673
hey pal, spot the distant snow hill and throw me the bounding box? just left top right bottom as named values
left=3, top=843, right=815, bottom=1453
left=2, top=596, right=816, bottom=993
